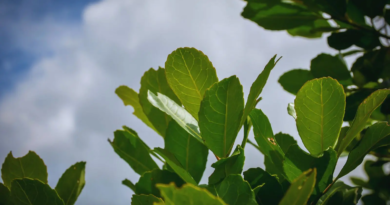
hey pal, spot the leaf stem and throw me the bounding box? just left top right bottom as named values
left=241, top=117, right=252, bottom=149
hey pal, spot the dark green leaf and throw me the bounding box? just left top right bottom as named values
left=344, top=90, right=372, bottom=121
left=165, top=47, right=218, bottom=120
left=380, top=96, right=390, bottom=114
left=346, top=1, right=366, bottom=26
left=55, top=162, right=86, bottom=205
left=131, top=194, right=163, bottom=205
left=327, top=30, right=355, bottom=50
left=275, top=132, right=297, bottom=154
left=362, top=194, right=386, bottom=205
left=164, top=121, right=208, bottom=184
left=295, top=77, right=346, bottom=156
left=123, top=179, right=136, bottom=192
left=278, top=69, right=314, bottom=95
left=279, top=169, right=317, bottom=205
left=310, top=54, right=351, bottom=81
left=199, top=76, right=244, bottom=158
left=0, top=183, right=12, bottom=205
left=315, top=181, right=361, bottom=205
left=10, top=178, right=64, bottom=205
left=213, top=175, right=257, bottom=205
left=348, top=0, right=387, bottom=18
left=385, top=9, right=390, bottom=25
left=139, top=67, right=181, bottom=137
left=302, top=0, right=347, bottom=17
left=108, top=129, right=159, bottom=175
left=135, top=169, right=185, bottom=197
left=287, top=19, right=332, bottom=38
left=209, top=145, right=245, bottom=185
left=1, top=151, right=47, bottom=188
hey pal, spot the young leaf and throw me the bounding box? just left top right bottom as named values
left=131, top=194, right=163, bottom=205
left=135, top=169, right=185, bottom=197
left=338, top=122, right=390, bottom=178
left=287, top=103, right=297, bottom=120
left=295, top=77, right=346, bottom=157
left=279, top=169, right=317, bottom=205
left=278, top=69, right=314, bottom=95
left=147, top=91, right=203, bottom=144
left=310, top=54, right=351, bottom=81
left=337, top=89, right=390, bottom=156
left=165, top=47, right=218, bottom=120
left=240, top=55, right=280, bottom=127
left=199, top=76, right=244, bottom=158
left=153, top=148, right=197, bottom=185
left=316, top=181, right=362, bottom=205
left=108, top=129, right=159, bottom=175
left=213, top=175, right=257, bottom=205
left=55, top=162, right=86, bottom=205
left=115, top=86, right=157, bottom=132
left=165, top=121, right=208, bottom=184
left=156, top=183, right=226, bottom=205
left=123, top=179, right=136, bottom=193
left=0, top=183, right=12, bottom=205
left=139, top=67, right=181, bottom=137
left=209, top=145, right=245, bottom=185
left=11, top=178, right=64, bottom=205
left=1, top=151, right=48, bottom=188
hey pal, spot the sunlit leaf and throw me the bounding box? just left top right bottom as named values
left=131, top=194, right=163, bottom=205
left=55, top=162, right=86, bottom=205
left=279, top=169, right=317, bottom=205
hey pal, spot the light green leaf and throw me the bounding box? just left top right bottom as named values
left=213, top=175, right=257, bottom=205
left=165, top=47, right=218, bottom=120
left=156, top=183, right=226, bottom=205
left=310, top=54, right=351, bottom=81
left=55, top=162, right=86, bottom=205
left=115, top=86, right=157, bottom=132
left=199, top=76, right=244, bottom=158
left=316, top=181, right=361, bottom=205
left=209, top=145, right=245, bottom=185
left=131, top=194, right=163, bottom=205
left=279, top=169, right=317, bottom=205
left=337, top=89, right=390, bottom=156
left=153, top=148, right=197, bottom=185
left=275, top=132, right=297, bottom=154
left=278, top=69, right=314, bottom=95
left=10, top=178, right=64, bottom=205
left=139, top=67, right=181, bottom=137
left=108, top=129, right=159, bottom=175
left=122, top=179, right=136, bottom=192
left=295, top=77, right=346, bottom=156
left=147, top=91, right=203, bottom=144
left=287, top=19, right=332, bottom=38
left=1, top=151, right=47, bottom=188
left=240, top=55, right=280, bottom=127
left=287, top=103, right=297, bottom=120
left=165, top=121, right=208, bottom=184
left=338, top=122, right=390, bottom=178
left=0, top=183, right=12, bottom=205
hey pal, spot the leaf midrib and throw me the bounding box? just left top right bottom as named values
left=179, top=49, right=202, bottom=100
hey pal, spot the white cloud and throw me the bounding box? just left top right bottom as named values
left=0, top=0, right=367, bottom=204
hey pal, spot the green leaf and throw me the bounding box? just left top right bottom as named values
left=131, top=194, right=164, bottom=205
left=156, top=183, right=226, bottom=205
left=108, top=129, right=159, bottom=175
left=115, top=86, right=157, bottom=132
left=213, top=175, right=257, bottom=205
left=55, top=162, right=86, bottom=205
left=153, top=148, right=197, bottom=185
left=135, top=169, right=185, bottom=197
left=209, top=145, right=245, bottom=185
left=275, top=132, right=297, bottom=154
left=139, top=67, right=181, bottom=137
left=346, top=1, right=367, bottom=26
left=337, top=89, right=390, bottom=156
left=199, top=76, right=244, bottom=158
left=310, top=54, right=351, bottom=81
left=287, top=19, right=332, bottom=38
left=334, top=127, right=360, bottom=157
left=278, top=69, right=314, bottom=95
left=0, top=183, right=13, bottom=205
left=302, top=0, right=347, bottom=17
left=10, top=178, right=64, bottom=205
left=279, top=169, right=317, bottom=205
left=283, top=145, right=337, bottom=198
left=165, top=121, right=208, bottom=184
left=338, top=122, right=390, bottom=178
left=316, top=181, right=361, bottom=205
left=147, top=91, right=203, bottom=144
left=344, top=90, right=372, bottom=121
left=244, top=168, right=284, bottom=205
left=362, top=194, right=386, bottom=205
left=122, top=179, right=136, bottom=192
left=1, top=151, right=47, bottom=188
left=348, top=0, right=387, bottom=18
left=241, top=55, right=280, bottom=127
left=287, top=103, right=297, bottom=120
left=165, top=47, right=218, bottom=120
left=295, top=77, right=346, bottom=157
left=328, top=30, right=381, bottom=50
left=351, top=49, right=390, bottom=84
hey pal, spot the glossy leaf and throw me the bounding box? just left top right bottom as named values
left=0, top=183, right=12, bottom=205
left=147, top=91, right=203, bottom=144
left=338, top=122, right=390, bottom=178
left=165, top=47, right=218, bottom=120
left=213, top=175, right=257, bottom=205
left=115, top=86, right=156, bottom=132
left=316, top=181, right=362, bottom=205
left=131, top=194, right=163, bottom=205
left=209, top=145, right=245, bottom=185
left=337, top=89, right=390, bottom=156
left=295, top=77, right=345, bottom=156
left=241, top=55, right=280, bottom=127
left=135, top=169, right=185, bottom=197
left=310, top=54, right=351, bottom=81
left=11, top=178, right=64, bottom=205
left=1, top=151, right=47, bottom=188
left=55, top=162, right=86, bottom=205
left=199, top=76, right=244, bottom=158
left=156, top=183, right=226, bottom=205
left=153, top=148, right=197, bottom=185
left=278, top=69, right=314, bottom=95
left=164, top=121, right=208, bottom=184
left=279, top=169, right=317, bottom=205
left=108, top=129, right=159, bottom=175
left=139, top=68, right=181, bottom=137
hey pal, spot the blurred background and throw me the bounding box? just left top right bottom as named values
left=0, top=0, right=368, bottom=204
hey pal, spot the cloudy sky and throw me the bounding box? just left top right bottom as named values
left=0, top=0, right=369, bottom=204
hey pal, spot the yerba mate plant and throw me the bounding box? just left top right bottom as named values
left=112, top=47, right=390, bottom=205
